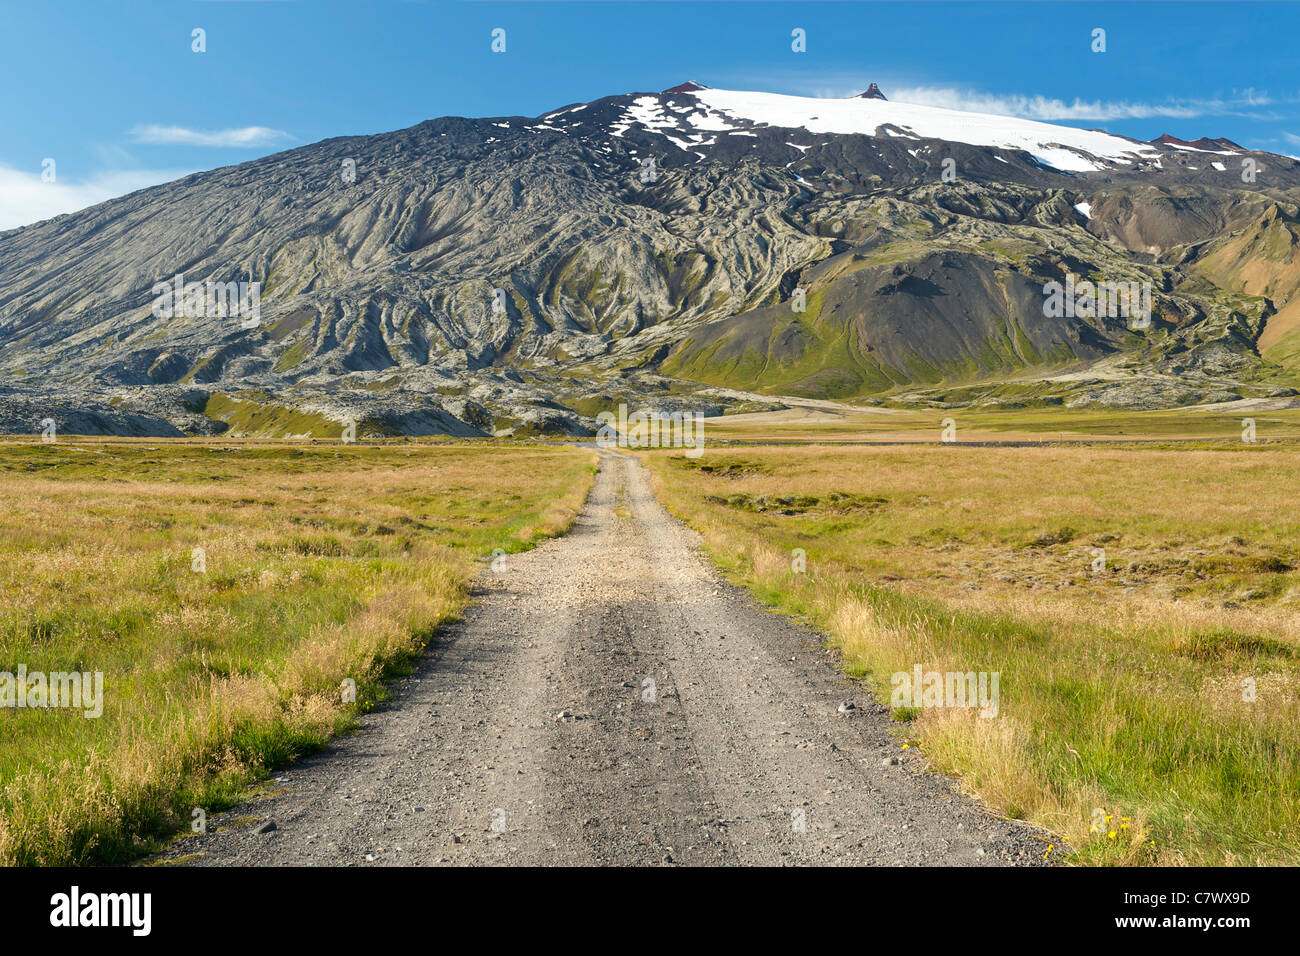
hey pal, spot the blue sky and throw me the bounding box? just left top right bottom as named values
left=2, top=1, right=1297, bottom=229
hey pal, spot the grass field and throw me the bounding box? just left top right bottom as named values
left=701, top=402, right=1300, bottom=444
left=0, top=440, right=595, bottom=866
left=644, top=442, right=1300, bottom=865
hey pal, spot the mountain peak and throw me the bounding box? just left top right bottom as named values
left=1151, top=133, right=1244, bottom=153
left=663, top=80, right=707, bottom=94
left=857, top=83, right=887, bottom=100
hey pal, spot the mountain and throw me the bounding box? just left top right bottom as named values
left=2, top=82, right=1299, bottom=437
left=1152, top=133, right=1247, bottom=153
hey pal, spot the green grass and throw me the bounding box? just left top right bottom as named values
left=202, top=393, right=342, bottom=437
left=644, top=443, right=1300, bottom=865
left=273, top=336, right=312, bottom=372
left=0, top=440, right=596, bottom=865
left=701, top=404, right=1300, bottom=444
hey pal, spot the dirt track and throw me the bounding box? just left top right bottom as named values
left=162, top=450, right=1052, bottom=866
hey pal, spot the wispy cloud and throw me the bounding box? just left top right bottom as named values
left=766, top=73, right=1284, bottom=123
left=128, top=124, right=293, bottom=147
left=883, top=86, right=1280, bottom=123
left=0, top=166, right=194, bottom=232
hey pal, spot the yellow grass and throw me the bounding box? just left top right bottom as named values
left=645, top=443, right=1300, bottom=865
left=0, top=440, right=595, bottom=865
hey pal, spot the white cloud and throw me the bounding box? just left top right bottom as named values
left=884, top=87, right=1218, bottom=121
left=785, top=76, right=1282, bottom=123
left=0, top=165, right=194, bottom=232
left=128, top=124, right=293, bottom=147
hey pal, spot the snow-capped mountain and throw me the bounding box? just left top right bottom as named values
left=1, top=81, right=1298, bottom=437
left=512, top=82, right=1284, bottom=186
left=609, top=83, right=1163, bottom=173
left=441, top=80, right=1300, bottom=206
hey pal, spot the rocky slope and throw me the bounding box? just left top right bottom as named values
left=2, top=82, right=1299, bottom=436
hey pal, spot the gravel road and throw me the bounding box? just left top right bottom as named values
left=160, top=450, right=1053, bottom=866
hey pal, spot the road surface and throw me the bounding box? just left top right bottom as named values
left=159, top=450, right=1052, bottom=866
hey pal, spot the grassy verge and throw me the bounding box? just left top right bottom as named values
left=643, top=443, right=1300, bottom=865
left=0, top=440, right=596, bottom=865
left=701, top=405, right=1300, bottom=444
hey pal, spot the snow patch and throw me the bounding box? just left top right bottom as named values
left=1164, top=142, right=1239, bottom=156
left=684, top=87, right=1158, bottom=170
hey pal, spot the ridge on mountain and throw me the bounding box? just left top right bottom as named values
left=1152, top=133, right=1246, bottom=153
left=858, top=83, right=887, bottom=100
